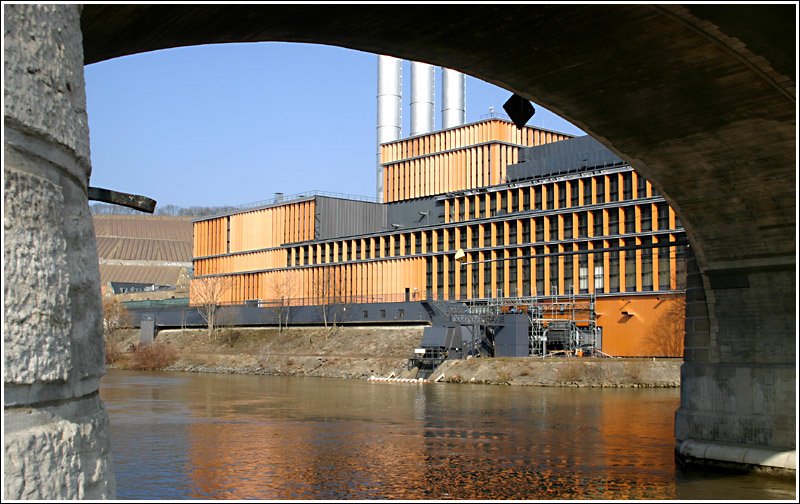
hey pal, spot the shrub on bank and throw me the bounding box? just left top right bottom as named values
left=130, top=343, right=178, bottom=370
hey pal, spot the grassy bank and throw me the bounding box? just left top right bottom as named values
left=105, top=326, right=681, bottom=387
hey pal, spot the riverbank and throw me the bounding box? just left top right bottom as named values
left=106, top=326, right=681, bottom=387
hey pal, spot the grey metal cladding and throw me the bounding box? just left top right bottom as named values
left=315, top=196, right=387, bottom=240
left=386, top=197, right=443, bottom=228
left=508, top=135, right=626, bottom=182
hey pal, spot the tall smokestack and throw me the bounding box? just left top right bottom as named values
left=377, top=55, right=402, bottom=203
left=442, top=68, right=466, bottom=129
left=410, top=61, right=435, bottom=136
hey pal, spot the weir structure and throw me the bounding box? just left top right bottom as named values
left=3, top=3, right=795, bottom=499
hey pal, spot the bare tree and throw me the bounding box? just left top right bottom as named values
left=267, top=273, right=296, bottom=332
left=191, top=276, right=233, bottom=340
left=643, top=297, right=685, bottom=357
left=103, top=295, right=133, bottom=336
left=312, top=267, right=351, bottom=330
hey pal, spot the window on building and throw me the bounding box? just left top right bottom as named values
left=459, top=261, right=467, bottom=299
left=480, top=197, right=487, bottom=218
left=483, top=224, right=491, bottom=248
left=512, top=189, right=520, bottom=212
left=571, top=182, right=579, bottom=207
left=583, top=180, right=592, bottom=206
left=304, top=247, right=309, bottom=265
left=437, top=231, right=444, bottom=252
left=557, top=182, right=566, bottom=209
left=657, top=203, right=669, bottom=230
left=398, top=308, right=404, bottom=319
left=448, top=259, right=455, bottom=300
left=595, top=177, right=605, bottom=204
left=624, top=207, right=636, bottom=234
left=578, top=246, right=588, bottom=294
left=641, top=205, right=652, bottom=232
left=625, top=241, right=637, bottom=291
left=637, top=174, right=647, bottom=198
left=659, top=245, right=671, bottom=290
left=608, top=209, right=619, bottom=235
left=546, top=185, right=554, bottom=209
left=522, top=256, right=531, bottom=296
left=535, top=251, right=545, bottom=295
left=448, top=229, right=455, bottom=251
left=594, top=252, right=604, bottom=292
left=564, top=253, right=574, bottom=293
left=508, top=221, right=518, bottom=244
left=508, top=255, right=518, bottom=297
left=471, top=225, right=479, bottom=249
left=609, top=174, right=619, bottom=202
left=549, top=255, right=559, bottom=294
left=404, top=235, right=411, bottom=256
left=363, top=310, right=368, bottom=318
left=563, top=214, right=573, bottom=239
left=523, top=188, right=531, bottom=210
left=549, top=216, right=559, bottom=242
left=535, top=217, right=544, bottom=242
left=380, top=309, right=386, bottom=318
left=521, top=219, right=531, bottom=244
left=609, top=249, right=620, bottom=292
left=496, top=257, right=505, bottom=297
left=593, top=210, right=604, bottom=237
left=623, top=173, right=633, bottom=200
left=578, top=212, right=588, bottom=237
left=641, top=240, right=653, bottom=292
left=425, top=257, right=432, bottom=295
left=534, top=187, right=542, bottom=210
left=497, top=192, right=505, bottom=215
left=484, top=261, right=491, bottom=298
left=437, top=259, right=444, bottom=300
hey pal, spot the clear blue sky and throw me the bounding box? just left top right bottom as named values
left=85, top=42, right=585, bottom=209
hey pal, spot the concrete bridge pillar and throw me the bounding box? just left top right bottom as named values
left=3, top=4, right=115, bottom=499
left=676, top=253, right=796, bottom=472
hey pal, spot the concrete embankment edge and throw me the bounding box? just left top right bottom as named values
left=676, top=439, right=797, bottom=475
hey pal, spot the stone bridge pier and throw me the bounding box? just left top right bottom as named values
left=3, top=3, right=796, bottom=499
left=4, top=4, right=115, bottom=499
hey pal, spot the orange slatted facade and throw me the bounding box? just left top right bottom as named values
left=381, top=120, right=571, bottom=202
left=190, top=118, right=686, bottom=357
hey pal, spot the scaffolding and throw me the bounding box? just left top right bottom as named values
left=423, top=286, right=599, bottom=358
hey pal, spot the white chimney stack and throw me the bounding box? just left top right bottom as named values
left=442, top=68, right=466, bottom=129
left=410, top=61, right=435, bottom=136
left=376, top=55, right=402, bottom=203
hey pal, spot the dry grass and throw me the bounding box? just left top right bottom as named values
left=129, top=343, right=178, bottom=370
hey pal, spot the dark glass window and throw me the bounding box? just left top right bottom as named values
left=624, top=207, right=636, bottom=233
left=471, top=225, right=479, bottom=249
left=534, top=187, right=542, bottom=210
left=595, top=177, right=605, bottom=204
left=549, top=255, right=559, bottom=294
left=509, top=221, right=518, bottom=244
left=658, top=203, right=669, bottom=230
left=535, top=250, right=545, bottom=295
left=609, top=175, right=619, bottom=201
left=625, top=241, right=637, bottom=291
left=522, top=257, right=531, bottom=296
left=448, top=259, right=455, bottom=300
left=483, top=224, right=491, bottom=248
left=571, top=182, right=580, bottom=207
left=480, top=197, right=487, bottom=218
left=508, top=256, right=518, bottom=297
left=437, top=230, right=445, bottom=252
left=637, top=175, right=647, bottom=198
left=609, top=250, right=620, bottom=292
left=437, top=259, right=444, bottom=300
left=546, top=185, right=554, bottom=209
left=659, top=245, right=671, bottom=290
left=578, top=212, right=588, bottom=237
left=448, top=229, right=455, bottom=251
left=549, top=216, right=559, bottom=241
left=563, top=215, right=573, bottom=240
left=593, top=210, right=604, bottom=236
left=521, top=219, right=531, bottom=244
left=583, top=180, right=592, bottom=206
left=641, top=239, right=653, bottom=291
left=578, top=245, right=589, bottom=294
left=623, top=173, right=633, bottom=200
left=535, top=217, right=544, bottom=242
left=558, top=182, right=567, bottom=209
left=641, top=205, right=652, bottom=232
left=512, top=189, right=520, bottom=212
left=523, top=188, right=530, bottom=210
left=608, top=209, right=619, bottom=235
left=564, top=253, right=574, bottom=293
left=594, top=252, right=604, bottom=292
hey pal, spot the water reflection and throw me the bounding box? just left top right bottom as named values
left=100, top=370, right=795, bottom=500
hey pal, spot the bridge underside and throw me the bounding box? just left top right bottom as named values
left=3, top=4, right=795, bottom=498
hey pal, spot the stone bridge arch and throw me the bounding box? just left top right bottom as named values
left=4, top=3, right=795, bottom=498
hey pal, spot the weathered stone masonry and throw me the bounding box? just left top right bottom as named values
left=3, top=4, right=115, bottom=499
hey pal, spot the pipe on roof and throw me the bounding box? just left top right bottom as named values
left=441, top=68, right=465, bottom=129
left=376, top=55, right=402, bottom=203
left=410, top=61, right=435, bottom=136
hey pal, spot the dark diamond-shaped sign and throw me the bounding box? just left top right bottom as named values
left=503, top=93, right=535, bottom=128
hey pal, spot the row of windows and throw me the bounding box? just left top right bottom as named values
left=287, top=202, right=679, bottom=267
left=422, top=242, right=687, bottom=300
left=445, top=170, right=660, bottom=223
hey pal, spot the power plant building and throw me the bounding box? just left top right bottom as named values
left=191, top=116, right=687, bottom=357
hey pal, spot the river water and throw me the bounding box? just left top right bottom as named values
left=100, top=370, right=795, bottom=500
